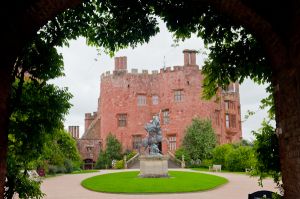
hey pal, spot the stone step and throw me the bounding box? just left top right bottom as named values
left=127, top=158, right=181, bottom=169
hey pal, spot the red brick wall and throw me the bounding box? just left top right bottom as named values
left=95, top=52, right=242, bottom=154
left=87, top=51, right=242, bottom=154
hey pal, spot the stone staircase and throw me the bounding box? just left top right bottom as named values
left=126, top=151, right=182, bottom=169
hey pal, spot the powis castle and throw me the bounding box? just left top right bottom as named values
left=69, top=50, right=242, bottom=168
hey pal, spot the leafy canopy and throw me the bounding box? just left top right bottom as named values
left=6, top=32, right=73, bottom=198
left=182, top=118, right=216, bottom=161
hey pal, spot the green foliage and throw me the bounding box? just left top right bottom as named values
left=38, top=0, right=159, bottom=53
left=105, top=133, right=122, bottom=162
left=182, top=118, right=216, bottom=161
left=154, top=2, right=270, bottom=98
left=212, top=144, right=234, bottom=168
left=175, top=148, right=191, bottom=165
left=115, top=160, right=125, bottom=169
left=200, top=159, right=213, bottom=169
left=42, top=129, right=81, bottom=169
left=96, top=134, right=122, bottom=169
left=252, top=120, right=281, bottom=187
left=95, top=150, right=109, bottom=169
left=125, top=151, right=137, bottom=160
left=225, top=146, right=256, bottom=172
left=13, top=174, right=44, bottom=199
left=5, top=34, right=75, bottom=197
left=211, top=143, right=256, bottom=171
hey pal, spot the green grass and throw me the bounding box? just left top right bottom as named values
left=191, top=167, right=246, bottom=175
left=71, top=170, right=100, bottom=174
left=81, top=171, right=228, bottom=193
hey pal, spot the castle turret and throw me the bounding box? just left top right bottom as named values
left=183, top=49, right=197, bottom=66
left=85, top=112, right=97, bottom=132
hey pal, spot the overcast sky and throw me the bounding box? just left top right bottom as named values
left=51, top=20, right=269, bottom=141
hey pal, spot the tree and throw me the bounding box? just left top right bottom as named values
left=182, top=118, right=216, bottom=161
left=95, top=133, right=122, bottom=169
left=41, top=129, right=81, bottom=173
left=253, top=120, right=281, bottom=188
left=4, top=35, right=73, bottom=198
left=6, top=78, right=72, bottom=198
left=1, top=1, right=300, bottom=198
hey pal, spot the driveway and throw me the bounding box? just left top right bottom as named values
left=41, top=169, right=278, bottom=199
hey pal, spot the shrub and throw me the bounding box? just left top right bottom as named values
left=96, top=133, right=122, bottom=169
left=56, top=166, right=66, bottom=174
left=115, top=160, right=124, bottom=169
left=64, top=159, right=73, bottom=173
left=95, top=150, right=110, bottom=169
left=225, top=146, right=255, bottom=172
left=126, top=151, right=137, bottom=160
left=47, top=165, right=58, bottom=175
left=200, top=159, right=213, bottom=168
left=212, top=144, right=234, bottom=169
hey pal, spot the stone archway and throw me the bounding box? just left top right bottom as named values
left=1, top=1, right=300, bottom=198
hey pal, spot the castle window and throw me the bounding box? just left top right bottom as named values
left=86, top=146, right=93, bottom=152
left=118, top=113, right=127, bottom=127
left=132, top=135, right=142, bottom=150
left=162, top=109, right=170, bottom=124
left=174, top=90, right=183, bottom=102
left=225, top=113, right=236, bottom=128
left=214, top=110, right=220, bottom=126
left=137, top=95, right=146, bottom=106
left=168, top=135, right=177, bottom=151
left=225, top=100, right=235, bottom=110
left=230, top=114, right=236, bottom=128
left=225, top=113, right=230, bottom=128
left=152, top=95, right=159, bottom=105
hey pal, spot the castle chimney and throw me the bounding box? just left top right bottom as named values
left=183, top=49, right=197, bottom=66
left=114, top=56, right=127, bottom=70
left=68, top=126, right=79, bottom=139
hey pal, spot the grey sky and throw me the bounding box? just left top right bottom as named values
left=52, top=21, right=269, bottom=141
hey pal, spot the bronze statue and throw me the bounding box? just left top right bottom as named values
left=142, top=115, right=163, bottom=156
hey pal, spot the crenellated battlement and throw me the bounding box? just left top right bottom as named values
left=85, top=112, right=97, bottom=120
left=100, top=49, right=201, bottom=79
left=100, top=65, right=200, bottom=79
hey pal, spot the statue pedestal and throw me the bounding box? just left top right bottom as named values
left=139, top=155, right=169, bottom=178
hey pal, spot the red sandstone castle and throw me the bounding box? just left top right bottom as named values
left=74, top=50, right=242, bottom=167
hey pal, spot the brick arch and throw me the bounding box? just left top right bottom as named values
left=1, top=0, right=300, bottom=198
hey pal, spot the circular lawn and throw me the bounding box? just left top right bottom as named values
left=81, top=171, right=228, bottom=193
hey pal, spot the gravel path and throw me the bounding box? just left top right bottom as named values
left=41, top=169, right=278, bottom=199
